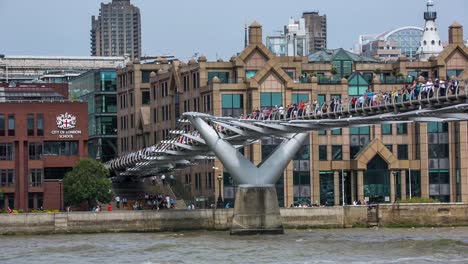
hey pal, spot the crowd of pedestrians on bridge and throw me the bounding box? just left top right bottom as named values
left=231, top=77, right=463, bottom=122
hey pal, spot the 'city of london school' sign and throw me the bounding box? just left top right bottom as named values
left=51, top=113, right=82, bottom=138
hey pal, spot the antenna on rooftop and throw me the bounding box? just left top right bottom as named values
left=244, top=18, right=248, bottom=48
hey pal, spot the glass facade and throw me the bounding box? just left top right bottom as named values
left=384, top=27, right=423, bottom=60
left=350, top=126, right=370, bottom=158
left=292, top=137, right=311, bottom=205
left=427, top=122, right=450, bottom=202
left=348, top=73, right=369, bottom=96
left=208, top=72, right=230, bottom=83
left=364, top=155, right=390, bottom=203
left=221, top=94, right=243, bottom=117
left=75, top=69, right=118, bottom=161
left=260, top=92, right=282, bottom=108
left=320, top=171, right=334, bottom=206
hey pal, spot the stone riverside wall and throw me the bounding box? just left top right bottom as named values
left=377, top=203, right=468, bottom=227
left=0, top=204, right=466, bottom=235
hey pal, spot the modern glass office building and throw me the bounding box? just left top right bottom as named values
left=70, top=69, right=118, bottom=162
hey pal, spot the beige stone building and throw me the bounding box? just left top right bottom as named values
left=117, top=22, right=468, bottom=207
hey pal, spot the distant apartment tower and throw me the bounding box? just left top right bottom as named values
left=91, top=0, right=141, bottom=60
left=302, top=11, right=327, bottom=54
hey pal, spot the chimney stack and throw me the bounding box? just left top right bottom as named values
left=448, top=22, right=463, bottom=45
left=248, top=21, right=263, bottom=45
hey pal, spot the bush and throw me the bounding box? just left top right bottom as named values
left=398, top=197, right=440, bottom=203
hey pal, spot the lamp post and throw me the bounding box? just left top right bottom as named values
left=216, top=174, right=224, bottom=208
left=59, top=180, right=63, bottom=212
left=342, top=171, right=347, bottom=206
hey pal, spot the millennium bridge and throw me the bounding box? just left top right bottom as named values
left=106, top=85, right=468, bottom=234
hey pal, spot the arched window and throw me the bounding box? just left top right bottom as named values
left=424, top=40, right=427, bottom=45
left=439, top=40, right=441, bottom=46
left=431, top=40, right=435, bottom=45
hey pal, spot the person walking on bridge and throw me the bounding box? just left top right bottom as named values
left=161, top=174, right=166, bottom=185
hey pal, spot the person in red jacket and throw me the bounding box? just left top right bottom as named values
left=107, top=204, right=113, bottom=211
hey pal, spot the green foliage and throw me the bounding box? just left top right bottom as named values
left=64, top=158, right=112, bottom=207
left=398, top=197, right=440, bottom=203
left=373, top=68, right=382, bottom=74
left=330, top=67, right=338, bottom=75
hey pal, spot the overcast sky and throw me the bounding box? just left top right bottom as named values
left=0, top=0, right=466, bottom=60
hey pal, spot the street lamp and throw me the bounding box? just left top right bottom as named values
left=342, top=171, right=347, bottom=206
left=216, top=174, right=224, bottom=208
left=59, top=180, right=63, bottom=212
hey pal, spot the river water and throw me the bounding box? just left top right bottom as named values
left=1, top=227, right=467, bottom=264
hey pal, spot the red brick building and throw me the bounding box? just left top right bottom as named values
left=0, top=102, right=88, bottom=211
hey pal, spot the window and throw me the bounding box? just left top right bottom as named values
left=37, top=114, right=44, bottom=136
left=130, top=114, right=134, bottom=128
left=246, top=70, right=257, bottom=78
left=381, top=124, right=392, bottom=135
left=349, top=126, right=370, bottom=158
left=29, top=142, right=43, bottom=160
left=260, top=92, right=282, bottom=107
left=319, top=145, right=327, bottom=161
left=141, top=70, right=152, bottom=83
left=397, top=123, right=407, bottom=134
left=8, top=115, right=15, bottom=136
left=348, top=73, right=369, bottom=96
left=292, top=93, right=309, bottom=104
left=29, top=169, right=43, bottom=187
left=193, top=72, right=200, bottom=89
left=0, top=143, right=14, bottom=160
left=293, top=171, right=311, bottom=205
left=332, top=145, right=342, bottom=160
left=0, top=169, right=15, bottom=187
left=397, top=144, right=408, bottom=160
left=208, top=72, right=230, bottom=83
left=44, top=167, right=72, bottom=180
left=428, top=122, right=448, bottom=133
left=221, top=94, right=243, bottom=117
left=130, top=92, right=134, bottom=107
left=331, top=129, right=342, bottom=135
left=27, top=114, right=34, bottom=136
left=429, top=170, right=450, bottom=202
left=385, top=144, right=393, bottom=153
left=406, top=170, right=421, bottom=198
left=141, top=90, right=150, bottom=105
left=0, top=114, right=4, bottom=136
left=43, top=141, right=78, bottom=156
left=204, top=95, right=212, bottom=112
left=153, top=108, right=157, bottom=123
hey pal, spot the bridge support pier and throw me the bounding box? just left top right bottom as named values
left=230, top=184, right=283, bottom=235
left=188, top=115, right=309, bottom=235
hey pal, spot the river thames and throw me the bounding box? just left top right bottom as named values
left=0, top=227, right=467, bottom=263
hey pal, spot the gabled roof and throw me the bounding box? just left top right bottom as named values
left=308, top=48, right=378, bottom=63
left=353, top=138, right=398, bottom=170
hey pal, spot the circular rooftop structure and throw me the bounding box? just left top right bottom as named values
left=376, top=26, right=424, bottom=60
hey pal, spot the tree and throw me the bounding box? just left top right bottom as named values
left=64, top=158, right=112, bottom=208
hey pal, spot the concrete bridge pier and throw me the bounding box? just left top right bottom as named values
left=188, top=115, right=309, bottom=235
left=230, top=184, right=283, bottom=235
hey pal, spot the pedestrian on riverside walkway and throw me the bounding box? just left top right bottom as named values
left=115, top=196, right=120, bottom=209
left=170, top=174, right=174, bottom=186
left=161, top=174, right=166, bottom=185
